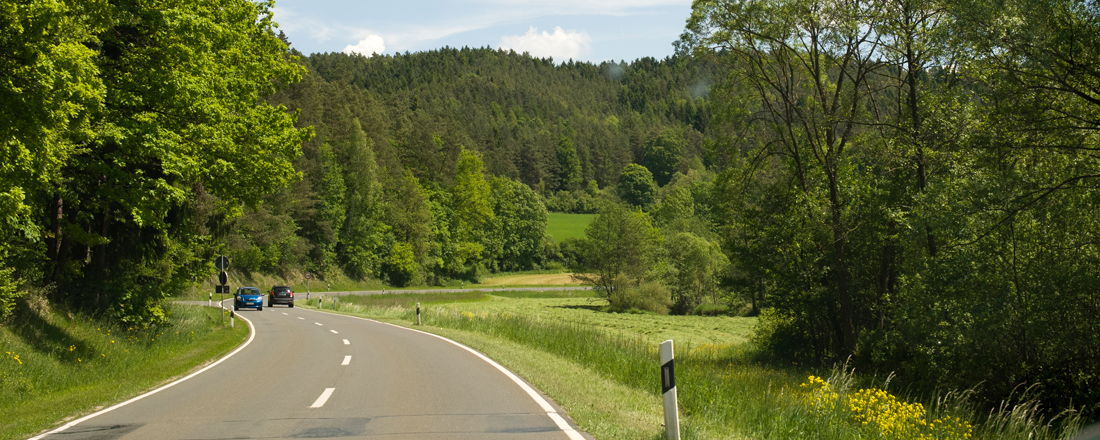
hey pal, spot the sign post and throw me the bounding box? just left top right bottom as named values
left=305, top=272, right=311, bottom=300
left=214, top=256, right=229, bottom=324
left=660, top=340, right=680, bottom=440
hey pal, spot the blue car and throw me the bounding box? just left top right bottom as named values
left=234, top=287, right=263, bottom=311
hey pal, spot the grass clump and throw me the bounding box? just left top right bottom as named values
left=0, top=299, right=247, bottom=439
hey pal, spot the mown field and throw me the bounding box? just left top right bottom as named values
left=306, top=291, right=1085, bottom=440
left=0, top=300, right=248, bottom=440
left=546, top=212, right=596, bottom=241
left=477, top=272, right=584, bottom=287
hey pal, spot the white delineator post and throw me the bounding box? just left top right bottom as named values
left=660, top=339, right=680, bottom=440
left=416, top=302, right=421, bottom=325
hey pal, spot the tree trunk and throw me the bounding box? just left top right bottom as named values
left=48, top=194, right=63, bottom=282
left=907, top=40, right=937, bottom=258
left=828, top=173, right=857, bottom=358
left=94, top=207, right=110, bottom=309
left=751, top=278, right=761, bottom=316
left=877, top=220, right=899, bottom=330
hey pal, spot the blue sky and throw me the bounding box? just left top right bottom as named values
left=271, top=0, right=694, bottom=63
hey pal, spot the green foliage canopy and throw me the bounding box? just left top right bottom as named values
left=571, top=203, right=662, bottom=302
left=618, top=164, right=658, bottom=209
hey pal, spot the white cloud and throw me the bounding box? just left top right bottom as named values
left=272, top=6, right=337, bottom=42
left=344, top=35, right=386, bottom=56
left=498, top=26, right=591, bottom=61
left=483, top=0, right=689, bottom=14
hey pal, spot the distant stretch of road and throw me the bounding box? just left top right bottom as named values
left=35, top=299, right=589, bottom=439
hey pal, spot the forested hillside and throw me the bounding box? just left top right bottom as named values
left=227, top=46, right=722, bottom=285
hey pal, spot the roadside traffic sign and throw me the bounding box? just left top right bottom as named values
left=218, top=271, right=228, bottom=286
left=305, top=272, right=312, bottom=280
left=214, top=255, right=230, bottom=271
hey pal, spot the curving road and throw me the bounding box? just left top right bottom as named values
left=34, top=300, right=588, bottom=439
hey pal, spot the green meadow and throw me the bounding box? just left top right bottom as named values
left=546, top=212, right=596, bottom=241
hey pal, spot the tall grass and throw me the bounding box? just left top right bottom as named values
left=0, top=299, right=246, bottom=439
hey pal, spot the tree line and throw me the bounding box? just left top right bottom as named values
left=1, top=0, right=309, bottom=325
left=677, top=0, right=1100, bottom=420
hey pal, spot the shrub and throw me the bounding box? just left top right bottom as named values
left=693, top=303, right=729, bottom=316
left=607, top=280, right=671, bottom=314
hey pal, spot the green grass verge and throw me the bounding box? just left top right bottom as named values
left=0, top=300, right=248, bottom=439
left=301, top=292, right=1085, bottom=440
left=547, top=212, right=596, bottom=241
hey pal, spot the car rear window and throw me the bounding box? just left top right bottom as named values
left=272, top=286, right=291, bottom=292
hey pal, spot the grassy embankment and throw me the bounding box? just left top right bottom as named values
left=303, top=290, right=1084, bottom=440
left=0, top=298, right=248, bottom=440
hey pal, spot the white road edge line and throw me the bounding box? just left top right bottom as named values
left=300, top=308, right=585, bottom=440
left=330, top=329, right=338, bottom=334
left=342, top=355, right=352, bottom=366
left=310, top=388, right=336, bottom=408
left=343, top=339, right=350, bottom=345
left=29, top=300, right=257, bottom=440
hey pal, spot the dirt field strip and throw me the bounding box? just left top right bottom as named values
left=479, top=273, right=585, bottom=286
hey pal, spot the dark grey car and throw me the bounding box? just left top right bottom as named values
left=268, top=285, right=294, bottom=307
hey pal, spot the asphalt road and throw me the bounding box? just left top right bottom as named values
left=35, top=299, right=588, bottom=440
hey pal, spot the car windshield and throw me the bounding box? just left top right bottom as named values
left=240, top=288, right=260, bottom=295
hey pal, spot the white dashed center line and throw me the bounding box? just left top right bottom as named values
left=315, top=322, right=323, bottom=326
left=330, top=329, right=338, bottom=334
left=282, top=313, right=288, bottom=315
left=343, top=339, right=350, bottom=345
left=342, top=356, right=351, bottom=366
left=298, top=317, right=304, bottom=320
left=310, top=388, right=335, bottom=408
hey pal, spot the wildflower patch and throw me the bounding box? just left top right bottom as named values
left=796, top=376, right=973, bottom=440
left=799, top=375, right=838, bottom=413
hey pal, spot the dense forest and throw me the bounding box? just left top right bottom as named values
left=239, top=45, right=722, bottom=287
left=3, top=0, right=1099, bottom=426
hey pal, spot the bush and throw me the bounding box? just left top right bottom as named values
left=543, top=190, right=600, bottom=214
left=382, top=243, right=419, bottom=286
left=693, top=303, right=729, bottom=316
left=607, top=280, right=671, bottom=314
